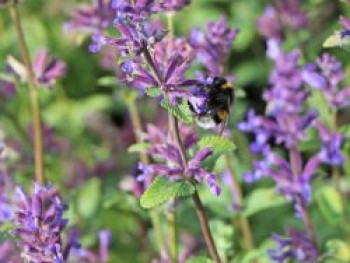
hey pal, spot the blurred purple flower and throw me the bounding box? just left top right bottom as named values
left=69, top=229, right=111, bottom=263
left=7, top=50, right=65, bottom=89
left=269, top=152, right=320, bottom=205
left=340, top=16, right=350, bottom=42
left=269, top=228, right=319, bottom=263
left=28, top=124, right=70, bottom=154
left=257, top=6, right=283, bottom=40
left=258, top=0, right=307, bottom=40
left=243, top=146, right=279, bottom=183
left=189, top=16, right=238, bottom=75
left=0, top=173, right=13, bottom=223
left=0, top=79, right=16, bottom=99
left=315, top=122, right=344, bottom=166
left=273, top=110, right=318, bottom=148
left=13, top=182, right=79, bottom=262
left=153, top=0, right=190, bottom=12
left=302, top=53, right=350, bottom=108
left=65, top=0, right=115, bottom=33
left=0, top=241, right=22, bottom=263
left=238, top=110, right=276, bottom=153
left=266, top=49, right=307, bottom=114
left=32, top=50, right=66, bottom=88
left=277, top=0, right=308, bottom=30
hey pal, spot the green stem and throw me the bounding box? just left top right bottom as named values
left=9, top=3, right=44, bottom=184
left=167, top=202, right=177, bottom=263
left=126, top=96, right=168, bottom=260
left=331, top=109, right=343, bottom=197
left=225, top=153, right=254, bottom=250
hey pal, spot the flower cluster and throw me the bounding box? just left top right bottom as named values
left=65, top=0, right=115, bottom=33
left=69, top=229, right=111, bottom=263
left=189, top=16, right=238, bottom=75
left=258, top=0, right=308, bottom=40
left=7, top=50, right=66, bottom=89
left=302, top=53, right=350, bottom=108
left=13, top=182, right=79, bottom=262
left=137, top=124, right=220, bottom=195
left=269, top=228, right=319, bottom=263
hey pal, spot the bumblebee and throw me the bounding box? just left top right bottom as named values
left=188, top=77, right=234, bottom=129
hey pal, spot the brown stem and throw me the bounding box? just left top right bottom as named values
left=192, top=191, right=221, bottom=263
left=9, top=4, right=44, bottom=184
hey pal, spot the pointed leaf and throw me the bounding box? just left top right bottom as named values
left=140, top=177, right=195, bottom=209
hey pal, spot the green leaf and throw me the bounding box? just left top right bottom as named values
left=242, top=188, right=288, bottom=217
left=210, top=220, right=235, bottom=260
left=160, top=99, right=193, bottom=124
left=315, top=186, right=344, bottom=225
left=77, top=178, right=101, bottom=218
left=140, top=177, right=195, bottom=209
left=198, top=135, right=236, bottom=155
left=197, top=135, right=236, bottom=170
left=307, top=89, right=332, bottom=126
left=186, top=256, right=212, bottom=263
left=324, top=239, right=350, bottom=262
left=97, top=76, right=117, bottom=87
left=127, top=142, right=151, bottom=153
left=146, top=87, right=163, bottom=97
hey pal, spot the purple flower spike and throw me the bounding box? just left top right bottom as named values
left=269, top=228, right=318, bottom=263
left=65, top=0, right=115, bottom=33
left=315, top=122, right=344, bottom=166
left=303, top=53, right=350, bottom=108
left=189, top=16, right=238, bottom=75
left=13, top=182, right=79, bottom=263
left=258, top=6, right=283, bottom=40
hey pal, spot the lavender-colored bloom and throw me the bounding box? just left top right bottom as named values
left=269, top=152, right=320, bottom=205
left=257, top=6, right=283, bottom=40
left=138, top=124, right=220, bottom=195
left=0, top=79, right=16, bottom=99
left=69, top=229, right=111, bottom=263
left=303, top=53, right=350, bottom=108
left=0, top=173, right=12, bottom=223
left=243, top=146, right=279, bottom=183
left=277, top=0, right=308, bottom=30
left=189, top=16, right=237, bottom=75
left=273, top=110, right=318, bottom=148
left=258, top=0, right=307, bottom=40
left=238, top=110, right=276, bottom=153
left=315, top=122, right=344, bottom=166
left=340, top=16, right=350, bottom=43
left=32, top=50, right=66, bottom=88
left=98, top=230, right=112, bottom=263
left=269, top=228, right=318, bottom=263
left=65, top=0, right=115, bottom=33
left=266, top=49, right=307, bottom=114
left=0, top=241, right=22, bottom=263
left=153, top=0, right=190, bottom=12
left=13, top=182, right=79, bottom=263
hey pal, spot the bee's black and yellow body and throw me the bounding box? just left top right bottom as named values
left=188, top=77, right=234, bottom=129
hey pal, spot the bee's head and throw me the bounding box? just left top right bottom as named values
left=212, top=77, right=232, bottom=90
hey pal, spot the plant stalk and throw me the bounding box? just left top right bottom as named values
left=289, top=147, right=317, bottom=246
left=225, top=154, right=254, bottom=250
left=9, top=3, right=44, bottom=184
left=127, top=96, right=168, bottom=260
left=192, top=190, right=221, bottom=263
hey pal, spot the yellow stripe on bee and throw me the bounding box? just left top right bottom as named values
left=222, top=82, right=232, bottom=89
left=217, top=110, right=229, bottom=121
